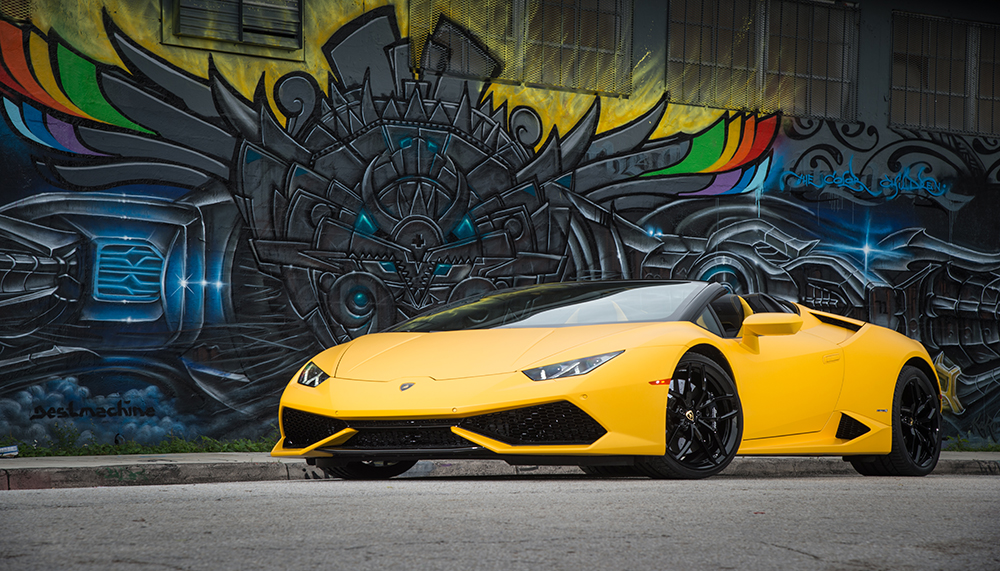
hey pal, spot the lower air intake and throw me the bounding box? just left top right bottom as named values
left=341, top=426, right=472, bottom=449
left=459, top=401, right=606, bottom=445
left=281, top=408, right=349, bottom=449
left=836, top=413, right=871, bottom=440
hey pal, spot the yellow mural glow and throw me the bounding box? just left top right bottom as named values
left=28, top=0, right=721, bottom=139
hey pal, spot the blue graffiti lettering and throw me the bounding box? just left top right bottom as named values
left=782, top=158, right=874, bottom=196
left=783, top=159, right=951, bottom=203
left=879, top=165, right=949, bottom=198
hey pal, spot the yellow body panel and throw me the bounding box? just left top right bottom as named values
left=272, top=299, right=938, bottom=462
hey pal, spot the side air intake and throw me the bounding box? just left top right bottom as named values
left=836, top=413, right=871, bottom=440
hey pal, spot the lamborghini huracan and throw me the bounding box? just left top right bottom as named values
left=271, top=280, right=942, bottom=479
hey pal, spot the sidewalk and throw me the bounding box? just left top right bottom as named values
left=2, top=452, right=998, bottom=490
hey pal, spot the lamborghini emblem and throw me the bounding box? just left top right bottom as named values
left=400, top=382, right=415, bottom=391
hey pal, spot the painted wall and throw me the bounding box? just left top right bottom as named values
left=1, top=2, right=998, bottom=447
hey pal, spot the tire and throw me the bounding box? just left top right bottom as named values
left=849, top=366, right=941, bottom=477
left=579, top=465, right=642, bottom=477
left=636, top=353, right=743, bottom=479
left=320, top=460, right=418, bottom=480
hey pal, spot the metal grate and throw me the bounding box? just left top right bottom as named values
left=667, top=0, right=858, bottom=120
left=0, top=0, right=31, bottom=22
left=410, top=0, right=632, bottom=96
left=891, top=12, right=1000, bottom=135
left=281, top=408, right=348, bottom=449
left=522, top=0, right=633, bottom=95
left=176, top=0, right=301, bottom=50
left=459, top=401, right=607, bottom=445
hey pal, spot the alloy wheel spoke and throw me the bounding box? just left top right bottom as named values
left=697, top=419, right=727, bottom=460
left=910, top=435, right=924, bottom=462
left=676, top=427, right=696, bottom=458
left=694, top=376, right=712, bottom=410
left=698, top=392, right=734, bottom=412
left=665, top=422, right=685, bottom=451
left=715, top=409, right=738, bottom=421
left=690, top=424, right=709, bottom=452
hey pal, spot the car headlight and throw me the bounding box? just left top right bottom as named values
left=523, top=351, right=623, bottom=381
left=297, top=361, right=330, bottom=387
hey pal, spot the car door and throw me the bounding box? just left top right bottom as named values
left=725, top=318, right=845, bottom=440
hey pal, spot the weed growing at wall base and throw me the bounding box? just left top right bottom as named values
left=0, top=422, right=280, bottom=457
left=943, top=436, right=1000, bottom=452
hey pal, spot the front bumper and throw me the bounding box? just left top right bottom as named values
left=279, top=400, right=608, bottom=462
left=271, top=346, right=677, bottom=459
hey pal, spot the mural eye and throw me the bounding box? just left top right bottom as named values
left=700, top=265, right=747, bottom=294
left=348, top=288, right=372, bottom=313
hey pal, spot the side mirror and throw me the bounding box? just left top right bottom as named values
left=740, top=313, right=803, bottom=352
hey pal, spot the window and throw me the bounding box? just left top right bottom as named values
left=667, top=0, right=859, bottom=120
left=410, top=0, right=633, bottom=96
left=891, top=12, right=1000, bottom=135
left=161, top=0, right=303, bottom=60
left=175, top=0, right=300, bottom=49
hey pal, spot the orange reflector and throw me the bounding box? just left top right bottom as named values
left=649, top=379, right=671, bottom=385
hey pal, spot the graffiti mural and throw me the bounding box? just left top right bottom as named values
left=1, top=6, right=999, bottom=446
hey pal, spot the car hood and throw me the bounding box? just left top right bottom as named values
left=334, top=323, right=673, bottom=381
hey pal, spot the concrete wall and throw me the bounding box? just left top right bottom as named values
left=1, top=0, right=998, bottom=446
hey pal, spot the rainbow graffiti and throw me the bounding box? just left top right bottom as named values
left=0, top=19, right=150, bottom=153
left=640, top=112, right=778, bottom=196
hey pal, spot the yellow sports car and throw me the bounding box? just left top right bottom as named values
left=272, top=281, right=942, bottom=479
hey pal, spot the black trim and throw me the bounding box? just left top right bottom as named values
left=313, top=451, right=636, bottom=467
left=677, top=282, right=729, bottom=323
left=813, top=312, right=863, bottom=332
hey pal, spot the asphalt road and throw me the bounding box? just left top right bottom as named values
left=1, top=474, right=998, bottom=571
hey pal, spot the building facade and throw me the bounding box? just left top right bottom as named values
left=0, top=0, right=998, bottom=447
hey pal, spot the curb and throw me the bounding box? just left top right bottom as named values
left=3, top=456, right=998, bottom=490
left=1, top=461, right=292, bottom=490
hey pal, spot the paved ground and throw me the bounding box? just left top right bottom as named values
left=2, top=475, right=999, bottom=570
left=1, top=451, right=998, bottom=489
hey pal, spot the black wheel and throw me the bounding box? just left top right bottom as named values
left=636, top=353, right=743, bottom=479
left=319, top=460, right=418, bottom=480
left=849, top=366, right=941, bottom=477
left=579, top=465, right=642, bottom=477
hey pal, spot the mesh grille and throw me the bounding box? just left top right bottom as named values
left=459, top=401, right=606, bottom=445
left=281, top=408, right=348, bottom=449
left=342, top=427, right=472, bottom=449
left=0, top=0, right=32, bottom=22
left=836, top=413, right=871, bottom=440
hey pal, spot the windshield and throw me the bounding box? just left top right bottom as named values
left=389, top=281, right=706, bottom=332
